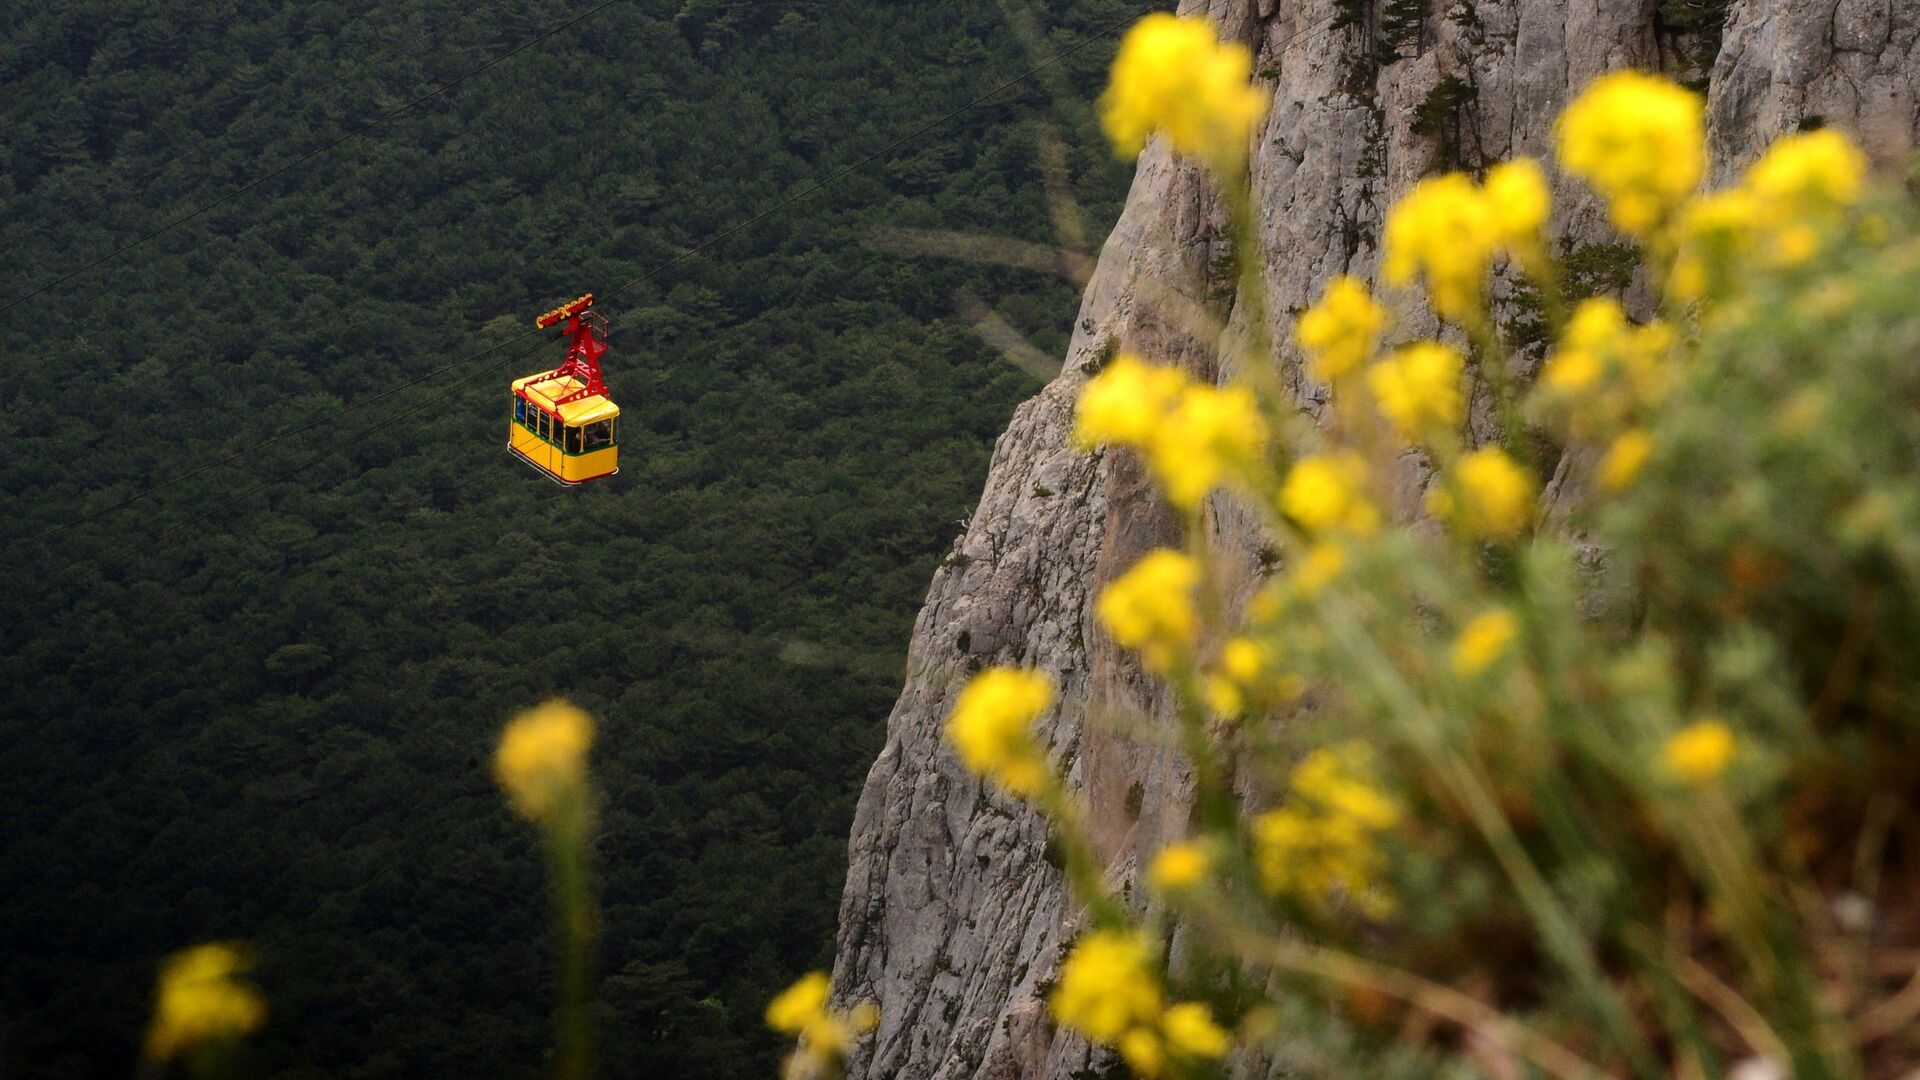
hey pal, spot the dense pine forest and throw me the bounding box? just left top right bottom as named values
left=0, top=1, right=1135, bottom=1075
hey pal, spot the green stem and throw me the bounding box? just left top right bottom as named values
left=1314, top=594, right=1662, bottom=1076
left=546, top=790, right=596, bottom=1080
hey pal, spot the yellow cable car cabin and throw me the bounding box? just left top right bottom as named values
left=510, top=294, right=619, bottom=485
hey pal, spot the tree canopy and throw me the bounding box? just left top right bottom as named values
left=0, top=1, right=1135, bottom=1075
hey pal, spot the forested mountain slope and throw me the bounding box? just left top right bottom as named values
left=0, top=1, right=1133, bottom=1075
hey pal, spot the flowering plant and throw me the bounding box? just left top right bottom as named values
left=922, top=14, right=1920, bottom=1080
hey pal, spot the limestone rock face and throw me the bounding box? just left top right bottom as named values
left=831, top=3, right=1920, bottom=1078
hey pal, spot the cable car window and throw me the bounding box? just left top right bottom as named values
left=583, top=420, right=611, bottom=450
left=565, top=425, right=584, bottom=454
left=514, top=397, right=526, bottom=424
left=537, top=411, right=550, bottom=441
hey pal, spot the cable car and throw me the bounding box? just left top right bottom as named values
left=510, top=294, right=619, bottom=485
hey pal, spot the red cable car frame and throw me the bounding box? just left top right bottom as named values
left=509, top=294, right=620, bottom=485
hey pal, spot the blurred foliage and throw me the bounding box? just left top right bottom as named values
left=0, top=0, right=1136, bottom=1076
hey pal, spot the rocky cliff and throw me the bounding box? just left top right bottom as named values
left=830, top=2, right=1920, bottom=1077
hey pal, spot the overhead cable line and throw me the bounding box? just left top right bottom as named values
left=15, top=338, right=549, bottom=602
left=9, top=4, right=1350, bottom=561
left=594, top=3, right=1174, bottom=301
left=0, top=0, right=634, bottom=317
left=586, top=0, right=1349, bottom=306
left=1, top=330, right=553, bottom=556
left=6, top=5, right=1150, bottom=555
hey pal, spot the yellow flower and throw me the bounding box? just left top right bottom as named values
left=1598, top=428, right=1652, bottom=490
left=143, top=943, right=267, bottom=1063
left=1383, top=172, right=1498, bottom=322
left=1483, top=158, right=1552, bottom=260
left=1147, top=382, right=1267, bottom=508
left=1541, top=297, right=1623, bottom=395
left=1621, top=320, right=1676, bottom=403
left=1663, top=720, right=1737, bottom=784
left=1736, top=132, right=1858, bottom=268
left=1100, top=13, right=1270, bottom=175
left=1291, top=743, right=1401, bottom=829
left=766, top=972, right=832, bottom=1035
left=1296, top=275, right=1388, bottom=382
left=1097, top=549, right=1201, bottom=673
left=947, top=668, right=1055, bottom=795
left=1149, top=842, right=1211, bottom=891
left=1120, top=1028, right=1166, bottom=1077
left=1248, top=580, right=1287, bottom=623
left=767, top=972, right=879, bottom=1080
left=1255, top=743, right=1399, bottom=916
left=1280, top=453, right=1379, bottom=536
left=1050, top=930, right=1163, bottom=1043
left=1207, top=637, right=1290, bottom=718
left=1449, top=448, right=1535, bottom=539
left=1368, top=341, right=1464, bottom=444
left=1204, top=674, right=1245, bottom=718
left=494, top=700, right=595, bottom=823
left=1537, top=299, right=1675, bottom=435
left=1451, top=608, right=1520, bottom=676
left=1745, top=128, right=1868, bottom=212
left=1074, top=353, right=1189, bottom=450
left=1769, top=222, right=1822, bottom=265
left=1222, top=637, right=1266, bottom=682
left=1555, top=70, right=1704, bottom=237
left=1291, top=541, right=1348, bottom=598
left=1670, top=187, right=1760, bottom=300
left=1162, top=1002, right=1231, bottom=1059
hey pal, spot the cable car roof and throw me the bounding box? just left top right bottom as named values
left=513, top=370, right=620, bottom=424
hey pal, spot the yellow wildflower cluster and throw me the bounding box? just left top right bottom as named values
left=1280, top=453, right=1379, bottom=537
left=1074, top=354, right=1187, bottom=449
left=1428, top=447, right=1535, bottom=540
left=1669, top=188, right=1762, bottom=300
left=1745, top=129, right=1868, bottom=214
left=766, top=972, right=879, bottom=1080
left=1253, top=743, right=1401, bottom=917
left=1367, top=341, right=1464, bottom=445
left=1148, top=841, right=1211, bottom=891
left=1074, top=354, right=1267, bottom=510
left=1382, top=160, right=1549, bottom=322
left=144, top=943, right=267, bottom=1064
left=1154, top=383, right=1268, bottom=507
left=1097, top=549, right=1201, bottom=673
left=1296, top=275, right=1389, bottom=383
left=494, top=700, right=596, bottom=823
left=1554, top=70, right=1704, bottom=237
left=1099, top=13, right=1269, bottom=176
left=1451, top=608, right=1520, bottom=677
left=1050, top=929, right=1230, bottom=1077
left=947, top=667, right=1054, bottom=796
left=1663, top=720, right=1737, bottom=784
left=1597, top=427, right=1653, bottom=491
left=1204, top=635, right=1299, bottom=719
left=1672, top=128, right=1870, bottom=294
left=1482, top=158, right=1554, bottom=265
left=1290, top=543, right=1349, bottom=600
left=1537, top=297, right=1676, bottom=438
